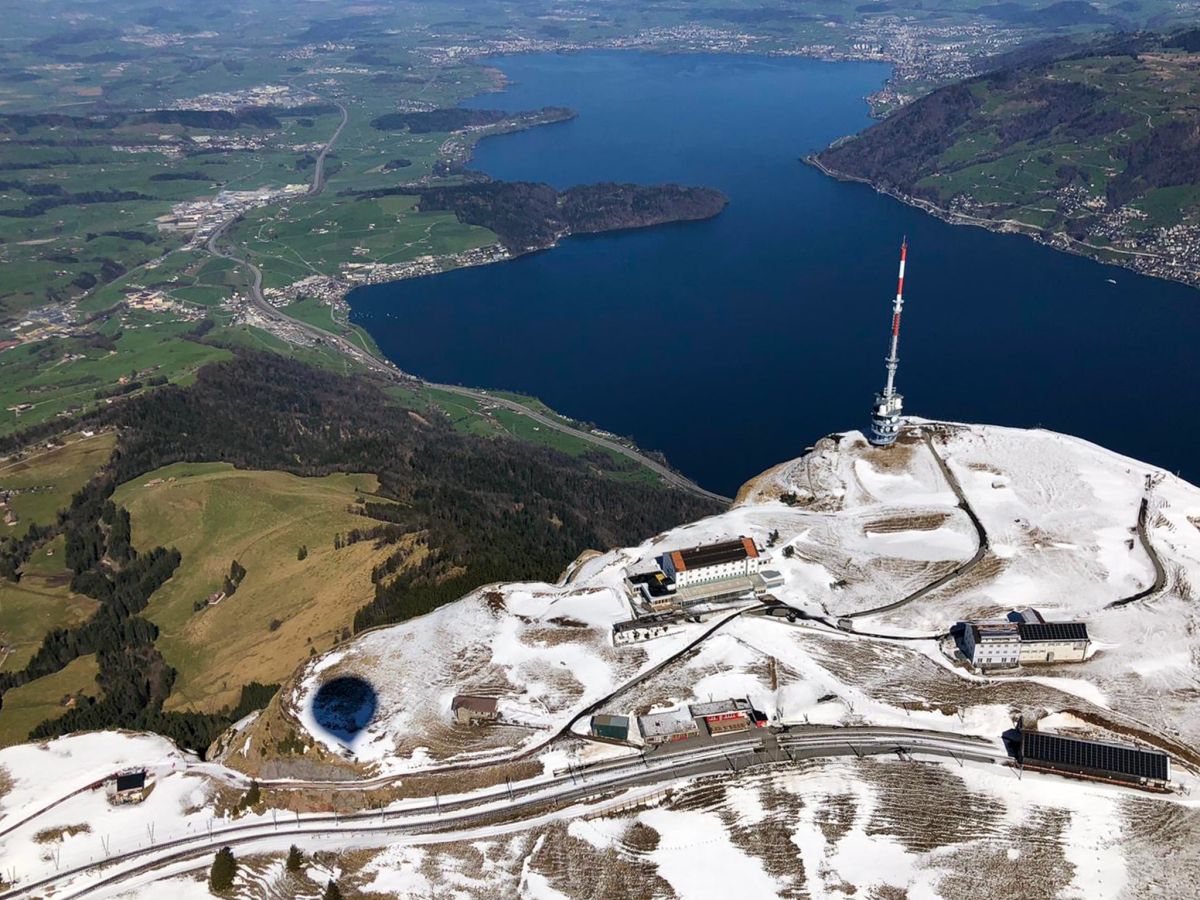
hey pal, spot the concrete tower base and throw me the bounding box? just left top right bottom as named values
left=870, top=391, right=903, bottom=446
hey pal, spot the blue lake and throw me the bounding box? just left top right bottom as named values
left=350, top=52, right=1200, bottom=497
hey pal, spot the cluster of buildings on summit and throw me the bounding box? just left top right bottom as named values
left=613, top=536, right=783, bottom=646
left=441, top=239, right=1169, bottom=793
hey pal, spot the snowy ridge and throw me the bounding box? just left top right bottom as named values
left=3, top=422, right=1200, bottom=899
left=250, top=423, right=1200, bottom=775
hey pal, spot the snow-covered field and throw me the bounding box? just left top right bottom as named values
left=332, top=757, right=1200, bottom=900
left=3, top=422, right=1199, bottom=898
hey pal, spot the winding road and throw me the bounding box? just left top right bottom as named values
left=1107, top=481, right=1166, bottom=608
left=844, top=428, right=990, bottom=620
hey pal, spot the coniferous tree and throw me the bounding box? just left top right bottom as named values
left=209, top=846, right=236, bottom=892
left=238, top=780, right=261, bottom=811
left=323, top=880, right=343, bottom=900
left=285, top=845, right=303, bottom=872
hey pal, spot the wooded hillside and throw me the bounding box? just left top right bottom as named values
left=816, top=29, right=1200, bottom=286
left=0, top=352, right=720, bottom=752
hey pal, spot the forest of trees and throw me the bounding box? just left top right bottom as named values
left=94, top=352, right=718, bottom=635
left=1, top=350, right=718, bottom=751
left=816, top=28, right=1200, bottom=211
left=416, top=181, right=728, bottom=253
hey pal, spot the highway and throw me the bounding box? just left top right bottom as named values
left=0, top=726, right=1005, bottom=899
left=307, top=101, right=347, bottom=196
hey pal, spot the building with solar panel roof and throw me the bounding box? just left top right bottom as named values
left=1019, top=730, right=1170, bottom=790
left=960, top=608, right=1090, bottom=669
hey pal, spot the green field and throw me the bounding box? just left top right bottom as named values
left=0, top=654, right=100, bottom=748
left=233, top=195, right=495, bottom=291
left=0, top=431, right=116, bottom=528
left=113, top=462, right=400, bottom=713
left=0, top=576, right=99, bottom=674
left=0, top=322, right=233, bottom=437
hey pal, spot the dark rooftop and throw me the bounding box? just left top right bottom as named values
left=1018, top=622, right=1088, bottom=643
left=451, top=695, right=498, bottom=714
left=115, top=771, right=146, bottom=792
left=1021, top=730, right=1168, bottom=782
left=629, top=570, right=673, bottom=597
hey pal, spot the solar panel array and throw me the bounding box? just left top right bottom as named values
left=1018, top=622, right=1089, bottom=642
left=1022, top=731, right=1168, bottom=781
left=115, top=771, right=146, bottom=791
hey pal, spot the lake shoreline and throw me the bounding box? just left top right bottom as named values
left=804, top=154, right=1200, bottom=294
left=349, top=51, right=1200, bottom=495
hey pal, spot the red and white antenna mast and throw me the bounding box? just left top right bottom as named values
left=869, top=239, right=909, bottom=447
left=883, top=237, right=907, bottom=399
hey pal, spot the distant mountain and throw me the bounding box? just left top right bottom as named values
left=814, top=29, right=1200, bottom=288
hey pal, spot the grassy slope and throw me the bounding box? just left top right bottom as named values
left=113, top=463, right=401, bottom=713
left=0, top=576, right=98, bottom=674
left=0, top=433, right=116, bottom=674
left=0, top=431, right=115, bottom=527
left=388, top=384, right=661, bottom=485
left=0, top=654, right=99, bottom=748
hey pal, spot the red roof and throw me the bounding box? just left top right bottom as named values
left=669, top=537, right=758, bottom=573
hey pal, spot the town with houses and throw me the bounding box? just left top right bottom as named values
left=159, top=84, right=318, bottom=113
left=156, top=184, right=310, bottom=248
left=945, top=186, right=1200, bottom=289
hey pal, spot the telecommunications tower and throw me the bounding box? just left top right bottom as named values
left=868, top=239, right=909, bottom=447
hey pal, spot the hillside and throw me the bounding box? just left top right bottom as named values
left=3, top=421, right=1198, bottom=898
left=111, top=464, right=394, bottom=714
left=815, top=30, right=1200, bottom=287
left=236, top=420, right=1200, bottom=780
left=0, top=352, right=720, bottom=751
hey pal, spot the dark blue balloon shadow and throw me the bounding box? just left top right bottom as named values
left=311, top=676, right=377, bottom=742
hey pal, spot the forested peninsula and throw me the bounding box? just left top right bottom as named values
left=416, top=181, right=729, bottom=253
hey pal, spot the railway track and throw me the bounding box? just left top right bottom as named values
left=0, top=726, right=1005, bottom=899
